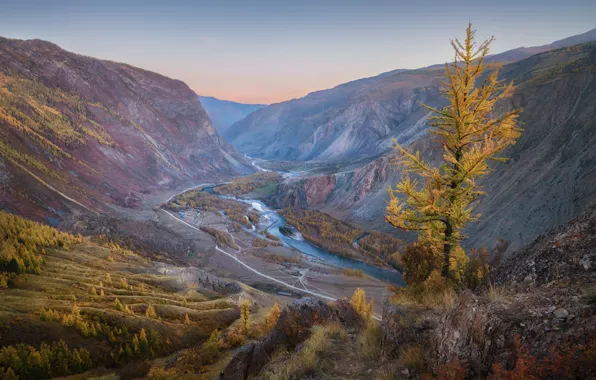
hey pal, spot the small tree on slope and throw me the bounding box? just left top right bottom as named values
left=386, top=24, right=522, bottom=278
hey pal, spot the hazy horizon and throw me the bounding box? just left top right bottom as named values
left=1, top=0, right=594, bottom=103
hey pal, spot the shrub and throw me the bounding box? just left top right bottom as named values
left=399, top=344, right=427, bottom=372
left=400, top=243, right=441, bottom=286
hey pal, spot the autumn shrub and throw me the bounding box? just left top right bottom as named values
left=437, top=358, right=466, bottom=380
left=225, top=326, right=246, bottom=348
left=461, top=248, right=489, bottom=290
left=491, top=335, right=596, bottom=379
left=400, top=243, right=441, bottom=286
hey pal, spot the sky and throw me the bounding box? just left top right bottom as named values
left=1, top=0, right=594, bottom=104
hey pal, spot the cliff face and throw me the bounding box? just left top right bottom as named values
left=0, top=37, right=252, bottom=223
left=268, top=43, right=596, bottom=253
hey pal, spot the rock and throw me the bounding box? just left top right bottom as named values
left=553, top=308, right=569, bottom=320
left=218, top=298, right=362, bottom=380
left=401, top=369, right=410, bottom=376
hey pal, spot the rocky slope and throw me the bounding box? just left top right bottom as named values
left=0, top=37, right=252, bottom=224
left=267, top=42, right=596, bottom=253
left=226, top=28, right=596, bottom=163
left=198, top=95, right=265, bottom=135
left=220, top=204, right=596, bottom=380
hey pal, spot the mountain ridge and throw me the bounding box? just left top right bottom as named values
left=0, top=36, right=252, bottom=224
left=226, top=27, right=596, bottom=163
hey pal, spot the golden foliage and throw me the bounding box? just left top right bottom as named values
left=350, top=288, right=374, bottom=320
left=0, top=211, right=84, bottom=274
left=265, top=303, right=282, bottom=332
left=240, top=299, right=251, bottom=335
left=386, top=24, right=522, bottom=277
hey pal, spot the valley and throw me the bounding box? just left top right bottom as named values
left=1, top=17, right=596, bottom=380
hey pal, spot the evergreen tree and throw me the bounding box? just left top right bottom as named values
left=240, top=299, right=251, bottom=335
left=265, top=303, right=281, bottom=331
left=386, top=24, right=522, bottom=278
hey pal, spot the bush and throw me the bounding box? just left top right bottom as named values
left=400, top=243, right=441, bottom=286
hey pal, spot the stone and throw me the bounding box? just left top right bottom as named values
left=553, top=308, right=569, bottom=320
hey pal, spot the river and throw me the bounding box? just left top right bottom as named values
left=205, top=187, right=404, bottom=286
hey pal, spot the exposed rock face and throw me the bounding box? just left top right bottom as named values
left=492, top=204, right=596, bottom=286
left=219, top=298, right=362, bottom=380
left=267, top=43, right=596, bottom=253
left=0, top=37, right=252, bottom=222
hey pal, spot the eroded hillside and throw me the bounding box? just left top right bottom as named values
left=0, top=37, right=252, bottom=224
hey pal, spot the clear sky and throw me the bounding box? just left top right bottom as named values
left=1, top=0, right=594, bottom=103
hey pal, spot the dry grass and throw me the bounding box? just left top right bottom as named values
left=485, top=283, right=511, bottom=304
left=343, top=268, right=366, bottom=278
left=398, top=344, right=427, bottom=372
left=262, top=323, right=347, bottom=380
left=357, top=320, right=382, bottom=360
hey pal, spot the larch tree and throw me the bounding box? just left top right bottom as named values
left=386, top=24, right=522, bottom=278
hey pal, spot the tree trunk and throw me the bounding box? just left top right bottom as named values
left=442, top=221, right=453, bottom=278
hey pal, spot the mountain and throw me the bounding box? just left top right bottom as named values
left=198, top=95, right=265, bottom=135
left=266, top=42, right=596, bottom=253
left=225, top=28, right=596, bottom=163
left=0, top=37, right=252, bottom=223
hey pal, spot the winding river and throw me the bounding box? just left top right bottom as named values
left=205, top=187, right=404, bottom=286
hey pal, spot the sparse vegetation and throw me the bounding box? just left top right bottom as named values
left=343, top=268, right=365, bottom=278
left=213, top=172, right=282, bottom=196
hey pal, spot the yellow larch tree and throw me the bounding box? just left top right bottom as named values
left=386, top=24, right=522, bottom=278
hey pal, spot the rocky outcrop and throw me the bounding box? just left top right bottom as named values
left=0, top=37, right=252, bottom=223
left=219, top=298, right=362, bottom=380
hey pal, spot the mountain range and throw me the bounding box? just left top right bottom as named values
left=198, top=95, right=265, bottom=135
left=258, top=36, right=596, bottom=253
left=0, top=37, right=252, bottom=223
left=225, top=27, right=596, bottom=163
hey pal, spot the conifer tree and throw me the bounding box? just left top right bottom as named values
left=265, top=303, right=281, bottom=331
left=184, top=313, right=191, bottom=324
left=240, top=299, right=251, bottom=335
left=386, top=24, right=522, bottom=278
left=350, top=288, right=374, bottom=320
